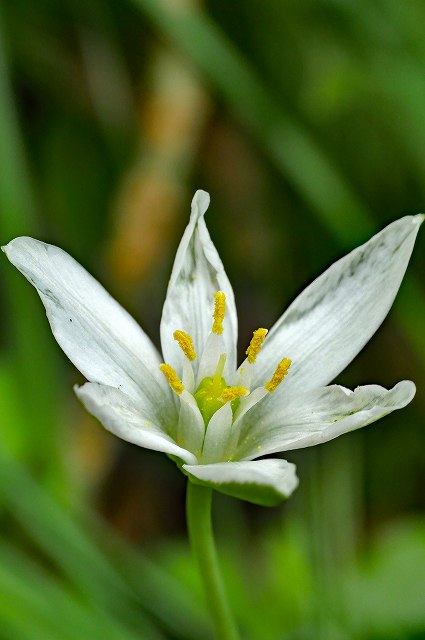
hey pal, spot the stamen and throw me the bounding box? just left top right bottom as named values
left=220, top=386, right=248, bottom=402
left=159, top=363, right=184, bottom=395
left=173, top=330, right=196, bottom=361
left=246, top=328, right=268, bottom=363
left=264, top=358, right=292, bottom=393
left=212, top=291, right=226, bottom=334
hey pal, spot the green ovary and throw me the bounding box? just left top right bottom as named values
left=194, top=354, right=243, bottom=426
left=194, top=375, right=242, bottom=426
left=194, top=375, right=227, bottom=425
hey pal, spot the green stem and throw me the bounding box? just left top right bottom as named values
left=186, top=481, right=239, bottom=640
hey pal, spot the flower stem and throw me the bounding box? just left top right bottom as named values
left=186, top=481, right=240, bottom=640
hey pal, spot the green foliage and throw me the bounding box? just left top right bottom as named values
left=0, top=0, right=424, bottom=637
left=155, top=516, right=425, bottom=639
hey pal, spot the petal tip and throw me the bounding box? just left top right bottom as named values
left=396, top=379, right=416, bottom=403
left=1, top=238, right=16, bottom=256
left=287, top=463, right=300, bottom=493
left=191, top=189, right=210, bottom=219
left=1, top=236, right=35, bottom=261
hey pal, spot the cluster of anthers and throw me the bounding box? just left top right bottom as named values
left=159, top=291, right=291, bottom=461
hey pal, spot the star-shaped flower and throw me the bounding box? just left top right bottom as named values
left=3, top=192, right=422, bottom=506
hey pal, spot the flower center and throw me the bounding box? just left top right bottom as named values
left=159, top=291, right=292, bottom=437
left=193, top=354, right=247, bottom=425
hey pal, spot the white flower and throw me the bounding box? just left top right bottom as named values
left=3, top=192, right=422, bottom=505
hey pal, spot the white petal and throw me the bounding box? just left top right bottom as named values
left=183, top=459, right=299, bottom=505
left=235, top=360, right=255, bottom=389
left=160, top=190, right=237, bottom=377
left=3, top=237, right=174, bottom=425
left=233, top=386, right=268, bottom=424
left=75, top=383, right=196, bottom=464
left=177, top=390, right=205, bottom=459
left=225, top=387, right=271, bottom=461
left=201, top=402, right=233, bottom=464
left=197, top=332, right=227, bottom=384
left=237, top=381, right=416, bottom=460
left=181, top=359, right=195, bottom=394
left=254, top=215, right=423, bottom=392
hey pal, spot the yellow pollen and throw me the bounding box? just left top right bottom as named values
left=212, top=291, right=226, bottom=334
left=159, top=363, right=184, bottom=395
left=246, top=328, right=268, bottom=363
left=264, top=358, right=292, bottom=393
left=220, top=386, right=248, bottom=402
left=173, top=330, right=196, bottom=361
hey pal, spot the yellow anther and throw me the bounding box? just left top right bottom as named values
left=220, top=386, right=248, bottom=402
left=264, top=358, right=292, bottom=393
left=212, top=291, right=226, bottom=334
left=173, top=330, right=196, bottom=361
left=159, top=363, right=184, bottom=395
left=246, top=328, right=268, bottom=364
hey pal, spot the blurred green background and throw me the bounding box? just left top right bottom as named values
left=0, top=0, right=424, bottom=638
